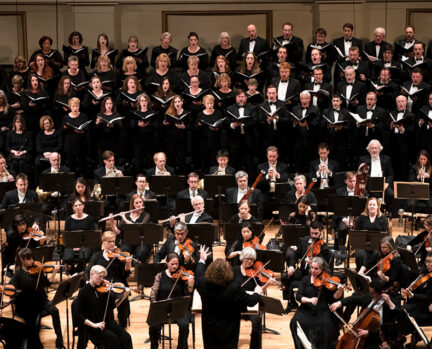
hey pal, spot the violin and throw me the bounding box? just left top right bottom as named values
left=171, top=266, right=194, bottom=281
left=243, top=236, right=267, bottom=250
left=365, top=250, right=397, bottom=276
left=178, top=238, right=195, bottom=256
left=402, top=271, right=432, bottom=299
left=22, top=228, right=46, bottom=243
left=107, top=248, right=138, bottom=263
left=96, top=280, right=129, bottom=294
left=306, top=238, right=324, bottom=259
left=244, top=261, right=284, bottom=289
left=28, top=261, right=44, bottom=275
left=42, top=261, right=64, bottom=273
left=313, top=272, right=351, bottom=291
left=0, top=284, right=16, bottom=297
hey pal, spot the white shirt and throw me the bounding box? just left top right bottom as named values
left=344, top=40, right=352, bottom=56
left=347, top=188, right=355, bottom=196
left=189, top=189, right=197, bottom=199
left=333, top=110, right=339, bottom=123
left=277, top=81, right=289, bottom=101
left=249, top=40, right=256, bottom=53
left=394, top=111, right=405, bottom=133
left=312, top=82, right=320, bottom=106
left=345, top=84, right=353, bottom=100
left=282, top=38, right=291, bottom=46
left=317, top=158, right=329, bottom=178
left=370, top=157, right=383, bottom=177
left=366, top=107, right=374, bottom=120
left=189, top=212, right=201, bottom=224
left=18, top=191, right=26, bottom=203
left=237, top=188, right=248, bottom=203
left=375, top=44, right=381, bottom=58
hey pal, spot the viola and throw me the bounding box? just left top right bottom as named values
left=171, top=266, right=194, bottom=281
left=423, top=230, right=432, bottom=249
left=178, top=238, right=195, bottom=256
left=96, top=280, right=129, bottom=294
left=402, top=271, right=432, bottom=299
left=244, top=261, right=284, bottom=289
left=243, top=236, right=267, bottom=250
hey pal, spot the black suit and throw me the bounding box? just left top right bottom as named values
left=153, top=235, right=199, bottom=270
left=238, top=36, right=270, bottom=65
left=272, top=35, right=304, bottom=64
left=93, top=166, right=125, bottom=181
left=308, top=158, right=339, bottom=186
left=335, top=80, right=367, bottom=111
left=332, top=37, right=363, bottom=59
left=225, top=187, right=263, bottom=219
left=270, top=77, right=301, bottom=108
left=368, top=79, right=399, bottom=111
left=257, top=162, right=289, bottom=198
left=305, top=42, right=335, bottom=65
left=401, top=80, right=431, bottom=114
left=145, top=165, right=175, bottom=178
left=41, top=165, right=71, bottom=174
left=125, top=189, right=156, bottom=203
left=338, top=60, right=370, bottom=82
left=371, top=60, right=405, bottom=84
left=404, top=57, right=432, bottom=82
left=208, top=165, right=236, bottom=175
left=184, top=211, right=213, bottom=224
left=303, top=81, right=332, bottom=111
left=394, top=39, right=416, bottom=61
left=177, top=188, right=208, bottom=200
left=363, top=40, right=390, bottom=60
left=1, top=189, right=39, bottom=209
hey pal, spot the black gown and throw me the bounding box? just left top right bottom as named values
left=63, top=215, right=95, bottom=268
left=163, top=110, right=190, bottom=173
left=130, top=110, right=157, bottom=172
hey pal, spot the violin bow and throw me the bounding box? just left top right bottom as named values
left=35, top=256, right=45, bottom=291
left=240, top=260, right=270, bottom=288
left=102, top=279, right=114, bottom=328
left=330, top=305, right=359, bottom=338
left=414, top=230, right=432, bottom=256
left=257, top=217, right=274, bottom=241
left=364, top=250, right=397, bottom=276
left=166, top=270, right=182, bottom=300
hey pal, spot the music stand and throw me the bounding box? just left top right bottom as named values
left=279, top=204, right=297, bottom=222
left=0, top=182, right=16, bottom=201
left=395, top=181, right=430, bottom=234
left=148, top=175, right=185, bottom=197
left=397, top=247, right=420, bottom=274
left=203, top=175, right=236, bottom=196
left=348, top=230, right=385, bottom=268
left=312, top=188, right=336, bottom=242
left=3, top=204, right=45, bottom=229
left=329, top=196, right=366, bottom=217
left=280, top=225, right=310, bottom=247
left=367, top=177, right=385, bottom=198
left=345, top=268, right=370, bottom=294
left=146, top=296, right=191, bottom=349
left=256, top=250, right=285, bottom=272
left=131, top=263, right=167, bottom=302
left=260, top=294, right=285, bottom=335
left=31, top=245, right=54, bottom=262
left=99, top=176, right=134, bottom=208
left=175, top=198, right=193, bottom=215
left=223, top=223, right=264, bottom=245
left=187, top=223, right=217, bottom=246
left=122, top=224, right=164, bottom=262
left=62, top=230, right=101, bottom=270
left=52, top=272, right=84, bottom=349
left=39, top=172, right=75, bottom=194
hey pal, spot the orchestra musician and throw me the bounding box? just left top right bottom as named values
left=1, top=172, right=38, bottom=209
left=228, top=199, right=259, bottom=224
left=149, top=252, right=194, bottom=349
left=283, top=221, right=329, bottom=312
left=308, top=143, right=338, bottom=189
left=257, top=145, right=288, bottom=199
left=69, top=176, right=91, bottom=203
left=195, top=246, right=262, bottom=349
left=94, top=150, right=124, bottom=179
left=11, top=247, right=64, bottom=348
left=0, top=153, right=14, bottom=182
left=178, top=195, right=212, bottom=224
left=109, top=193, right=151, bottom=262
left=281, top=174, right=317, bottom=206
left=145, top=152, right=174, bottom=177
left=208, top=148, right=236, bottom=175
left=408, top=215, right=432, bottom=264
left=408, top=149, right=432, bottom=208
left=227, top=222, right=264, bottom=265
left=289, top=256, right=343, bottom=349
left=154, top=222, right=199, bottom=270
left=285, top=195, right=317, bottom=226
left=125, top=174, right=156, bottom=202
left=74, top=264, right=133, bottom=349
left=177, top=172, right=208, bottom=200
left=87, top=231, right=132, bottom=328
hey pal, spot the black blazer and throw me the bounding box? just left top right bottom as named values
left=145, top=165, right=175, bottom=178
left=208, top=165, right=236, bottom=175
left=225, top=103, right=256, bottom=135
left=258, top=100, right=288, bottom=128
left=184, top=211, right=213, bottom=224
left=125, top=189, right=156, bottom=202
left=355, top=104, right=388, bottom=134
left=257, top=162, right=289, bottom=183
left=308, top=158, right=339, bottom=184
left=335, top=80, right=367, bottom=108
left=1, top=189, right=39, bottom=209
left=41, top=165, right=71, bottom=174
left=358, top=154, right=394, bottom=186
left=363, top=40, right=390, bottom=60
left=153, top=235, right=199, bottom=269
left=273, top=35, right=304, bottom=63
left=238, top=36, right=270, bottom=60
left=177, top=188, right=208, bottom=200
left=225, top=187, right=263, bottom=219
left=332, top=36, right=363, bottom=57
left=270, top=77, right=301, bottom=106
left=94, top=166, right=125, bottom=180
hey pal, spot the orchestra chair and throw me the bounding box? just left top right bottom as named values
left=160, top=313, right=196, bottom=349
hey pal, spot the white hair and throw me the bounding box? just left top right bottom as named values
left=300, top=90, right=311, bottom=98
left=374, top=27, right=386, bottom=36
left=366, top=139, right=383, bottom=152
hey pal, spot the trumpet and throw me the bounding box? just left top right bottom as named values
left=104, top=166, right=123, bottom=178
left=159, top=211, right=196, bottom=223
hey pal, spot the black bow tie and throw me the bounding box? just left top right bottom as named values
left=280, top=80, right=288, bottom=83
left=333, top=109, right=340, bottom=112
left=269, top=102, right=277, bottom=106
left=303, top=108, right=308, bottom=111
left=345, top=39, right=352, bottom=43
left=314, top=82, right=321, bottom=86
left=237, top=105, right=244, bottom=108
left=346, top=82, right=353, bottom=86
left=406, top=40, right=413, bottom=44
left=249, top=39, right=256, bottom=43
left=416, top=58, right=423, bottom=62
left=412, top=84, right=419, bottom=88
left=367, top=108, right=374, bottom=112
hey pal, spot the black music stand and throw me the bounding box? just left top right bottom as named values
left=148, top=175, right=185, bottom=197
left=39, top=172, right=75, bottom=194
left=279, top=204, right=297, bottom=223
left=3, top=203, right=43, bottom=226
left=367, top=176, right=385, bottom=197
left=132, top=262, right=167, bottom=302
left=187, top=223, right=217, bottom=246
left=348, top=230, right=385, bottom=268
left=203, top=175, right=236, bottom=197
left=122, top=223, right=164, bottom=263
left=52, top=272, right=84, bottom=349
left=312, top=188, right=336, bottom=242
left=329, top=196, right=366, bottom=218
left=67, top=200, right=104, bottom=219
left=223, top=223, right=264, bottom=245
left=146, top=296, right=191, bottom=349
left=397, top=247, right=420, bottom=274
left=100, top=176, right=134, bottom=208
left=62, top=230, right=101, bottom=269
left=260, top=294, right=285, bottom=335
left=256, top=250, right=285, bottom=272
left=0, top=182, right=16, bottom=201
left=175, top=198, right=193, bottom=215
left=345, top=268, right=370, bottom=294
left=31, top=245, right=54, bottom=262
left=280, top=225, right=310, bottom=247
left=395, top=181, right=430, bottom=234
left=274, top=183, right=291, bottom=201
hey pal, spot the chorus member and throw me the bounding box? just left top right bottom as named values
left=195, top=247, right=262, bottom=349
left=7, top=74, right=25, bottom=114
left=21, top=73, right=50, bottom=131
left=180, top=55, right=211, bottom=90
left=119, top=56, right=140, bottom=87
left=53, top=76, right=76, bottom=126
left=178, top=32, right=208, bottom=71
left=87, top=231, right=132, bottom=327
left=305, top=27, right=335, bottom=65
left=150, top=32, right=178, bottom=68
left=5, top=114, right=33, bottom=174
left=400, top=68, right=430, bottom=115
left=213, top=72, right=235, bottom=110
left=29, top=53, right=56, bottom=96
left=332, top=23, right=363, bottom=60
left=235, top=52, right=264, bottom=91
left=238, top=24, right=270, bottom=66
left=289, top=90, right=320, bottom=171
left=225, top=89, right=255, bottom=170
left=116, top=35, right=149, bottom=76
left=196, top=94, right=225, bottom=171
left=355, top=197, right=389, bottom=274
left=29, top=35, right=63, bottom=73
left=151, top=77, right=175, bottom=119
left=35, top=115, right=61, bottom=179
left=257, top=145, right=288, bottom=198
left=110, top=194, right=152, bottom=262
left=145, top=152, right=174, bottom=177
left=208, top=149, right=236, bottom=175
left=267, top=46, right=291, bottom=84
left=11, top=248, right=64, bottom=348
left=210, top=32, right=237, bottom=70
left=8, top=56, right=29, bottom=89
left=272, top=22, right=304, bottom=64
left=281, top=174, right=317, bottom=206
left=130, top=93, right=156, bottom=171
left=289, top=256, right=343, bottom=348
left=363, top=27, right=390, bottom=61
left=1, top=173, right=38, bottom=209
left=145, top=53, right=177, bottom=95
left=162, top=95, right=189, bottom=172
left=149, top=252, right=193, bottom=349
left=154, top=222, right=199, bottom=269
left=245, top=78, right=264, bottom=106
left=62, top=55, right=89, bottom=99
left=408, top=215, right=432, bottom=265
left=91, top=33, right=118, bottom=69
left=211, top=55, right=234, bottom=90
left=63, top=31, right=89, bottom=69
left=321, top=94, right=352, bottom=168
left=75, top=265, right=132, bottom=349
left=93, top=54, right=118, bottom=92
left=270, top=62, right=301, bottom=109
left=394, top=25, right=417, bottom=61
left=286, top=195, right=317, bottom=226
left=303, top=67, right=333, bottom=112
left=116, top=76, right=142, bottom=116
left=337, top=46, right=370, bottom=83
left=61, top=97, right=90, bottom=175
left=95, top=97, right=123, bottom=158
left=308, top=143, right=338, bottom=188
left=0, top=154, right=14, bottom=182
left=63, top=199, right=96, bottom=272
left=403, top=42, right=432, bottom=82
left=371, top=46, right=404, bottom=84
left=417, top=93, right=432, bottom=156
left=177, top=172, right=208, bottom=200
left=0, top=90, right=13, bottom=153
left=82, top=75, right=111, bottom=117
left=408, top=150, right=432, bottom=208
left=335, top=66, right=367, bottom=112
left=226, top=171, right=263, bottom=218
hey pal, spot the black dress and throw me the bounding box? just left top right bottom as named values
left=177, top=47, right=208, bottom=71
left=289, top=275, right=339, bottom=349
left=116, top=48, right=149, bottom=76
left=20, top=89, right=50, bottom=132
left=62, top=45, right=90, bottom=69
left=0, top=110, right=13, bottom=153
left=150, top=45, right=178, bottom=68
left=91, top=48, right=118, bottom=69
left=163, top=110, right=190, bottom=173
left=93, top=69, right=119, bottom=92
left=210, top=45, right=237, bottom=70
left=131, top=110, right=157, bottom=171
left=63, top=215, right=95, bottom=268
left=34, top=129, right=61, bottom=178
left=95, top=112, right=123, bottom=158
left=30, top=49, right=64, bottom=73
left=5, top=130, right=33, bottom=174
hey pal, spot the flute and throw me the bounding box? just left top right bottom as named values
left=99, top=207, right=143, bottom=222
left=159, top=211, right=196, bottom=223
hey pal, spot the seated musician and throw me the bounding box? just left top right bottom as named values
left=225, top=170, right=263, bottom=219
left=208, top=148, right=236, bottom=175
left=69, top=176, right=91, bottom=203
left=227, top=222, right=265, bottom=265
left=228, top=199, right=259, bottom=224
left=1, top=173, right=38, bottom=209
left=125, top=174, right=156, bottom=202
left=329, top=279, right=401, bottom=349
left=109, top=193, right=152, bottom=262
left=355, top=197, right=389, bottom=274
left=177, top=172, right=208, bottom=200
left=2, top=214, right=46, bottom=270
left=0, top=307, right=28, bottom=349
left=0, top=153, right=15, bottom=182
left=257, top=145, right=289, bottom=199
left=408, top=149, right=432, bottom=208
left=286, top=195, right=317, bottom=226
left=308, top=143, right=339, bottom=188
left=11, top=248, right=64, bottom=348
left=372, top=237, right=401, bottom=288
left=358, top=139, right=394, bottom=211
left=87, top=231, right=132, bottom=328
left=145, top=151, right=175, bottom=177
left=408, top=215, right=432, bottom=264
left=63, top=198, right=97, bottom=273
left=289, top=256, right=344, bottom=349
left=75, top=265, right=133, bottom=349
left=283, top=221, right=329, bottom=312
left=154, top=222, right=199, bottom=271
left=280, top=174, right=317, bottom=206
left=149, top=252, right=194, bottom=349
left=94, top=150, right=124, bottom=179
